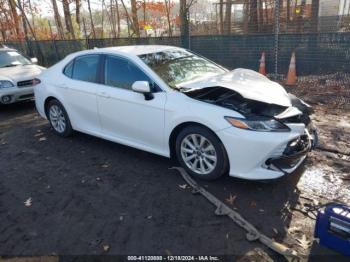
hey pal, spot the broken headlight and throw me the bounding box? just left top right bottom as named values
left=225, top=116, right=290, bottom=132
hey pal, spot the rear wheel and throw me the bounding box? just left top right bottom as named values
left=175, top=126, right=229, bottom=180
left=47, top=99, right=73, bottom=137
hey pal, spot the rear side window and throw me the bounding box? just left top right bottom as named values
left=72, top=55, right=99, bottom=83
left=104, top=56, right=151, bottom=90
left=63, top=61, right=73, bottom=78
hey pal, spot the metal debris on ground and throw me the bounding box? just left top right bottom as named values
left=171, top=167, right=301, bottom=262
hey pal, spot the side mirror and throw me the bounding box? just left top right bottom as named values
left=30, top=57, right=38, bottom=64
left=132, top=81, right=154, bottom=100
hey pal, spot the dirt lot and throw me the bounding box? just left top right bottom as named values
left=0, top=81, right=349, bottom=261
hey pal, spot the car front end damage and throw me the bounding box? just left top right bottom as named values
left=180, top=71, right=318, bottom=180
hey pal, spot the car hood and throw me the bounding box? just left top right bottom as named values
left=0, top=64, right=45, bottom=83
left=178, top=68, right=292, bottom=107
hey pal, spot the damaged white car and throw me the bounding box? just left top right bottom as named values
left=34, top=45, right=317, bottom=180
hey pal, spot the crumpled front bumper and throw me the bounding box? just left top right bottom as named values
left=266, top=124, right=318, bottom=174
left=216, top=122, right=318, bottom=180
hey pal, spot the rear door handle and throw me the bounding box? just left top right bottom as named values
left=98, top=92, right=110, bottom=98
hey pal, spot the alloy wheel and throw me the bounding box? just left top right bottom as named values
left=49, top=105, right=66, bottom=133
left=180, top=134, right=217, bottom=175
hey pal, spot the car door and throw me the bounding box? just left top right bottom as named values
left=61, top=54, right=101, bottom=134
left=96, top=55, right=167, bottom=155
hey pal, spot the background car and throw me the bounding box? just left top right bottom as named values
left=0, top=46, right=45, bottom=105
left=34, top=45, right=317, bottom=181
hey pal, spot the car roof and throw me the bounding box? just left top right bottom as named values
left=97, top=45, right=180, bottom=56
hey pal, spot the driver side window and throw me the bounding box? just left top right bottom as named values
left=104, top=56, right=152, bottom=90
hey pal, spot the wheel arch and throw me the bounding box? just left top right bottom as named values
left=168, top=121, right=227, bottom=161
left=44, top=96, right=60, bottom=118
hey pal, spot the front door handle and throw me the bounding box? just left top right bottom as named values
left=98, top=92, right=110, bottom=98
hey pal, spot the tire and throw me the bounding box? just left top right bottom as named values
left=175, top=125, right=229, bottom=180
left=47, top=99, right=73, bottom=137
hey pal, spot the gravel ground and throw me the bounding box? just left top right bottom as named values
left=0, top=91, right=349, bottom=261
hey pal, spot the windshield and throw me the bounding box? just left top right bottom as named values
left=139, top=49, right=227, bottom=89
left=0, top=50, right=32, bottom=68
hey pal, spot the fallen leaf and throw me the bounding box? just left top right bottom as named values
left=24, top=197, right=32, bottom=207
left=259, top=209, right=265, bottom=213
left=225, top=194, right=236, bottom=206
left=34, top=133, right=44, bottom=137
left=272, top=228, right=279, bottom=235
left=147, top=215, right=152, bottom=219
left=119, top=216, right=124, bottom=221
left=250, top=201, right=257, bottom=207
left=288, top=226, right=302, bottom=234
left=102, top=244, right=110, bottom=252
left=178, top=184, right=187, bottom=190
left=101, top=163, right=110, bottom=168
left=96, top=177, right=102, bottom=181
left=39, top=137, right=47, bottom=141
left=296, top=234, right=311, bottom=250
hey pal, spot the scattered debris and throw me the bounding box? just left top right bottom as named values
left=178, top=184, right=187, bottom=190
left=101, top=163, right=110, bottom=169
left=39, top=137, right=47, bottom=141
left=96, top=177, right=102, bottom=182
left=147, top=215, right=152, bottom=219
left=225, top=194, right=236, bottom=206
left=119, top=216, right=124, bottom=221
left=272, top=228, right=279, bottom=235
left=296, top=235, right=311, bottom=250
left=102, top=244, right=110, bottom=252
left=24, top=197, right=32, bottom=207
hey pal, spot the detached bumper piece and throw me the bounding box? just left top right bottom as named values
left=266, top=129, right=317, bottom=174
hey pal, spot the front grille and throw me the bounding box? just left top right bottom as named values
left=17, top=80, right=34, bottom=88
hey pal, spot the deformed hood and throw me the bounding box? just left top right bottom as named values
left=178, top=68, right=292, bottom=107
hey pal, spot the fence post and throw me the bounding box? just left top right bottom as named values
left=274, top=0, right=280, bottom=79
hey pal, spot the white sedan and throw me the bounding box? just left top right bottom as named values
left=34, top=45, right=317, bottom=180
left=0, top=47, right=45, bottom=104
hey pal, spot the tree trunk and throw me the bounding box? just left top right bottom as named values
left=51, top=0, right=65, bottom=39
left=249, top=0, right=258, bottom=32
left=311, top=0, right=319, bottom=32
left=224, top=0, right=232, bottom=34
left=115, top=0, right=121, bottom=37
left=62, top=0, right=75, bottom=39
left=110, top=0, right=117, bottom=38
left=120, top=0, right=132, bottom=37
left=87, top=0, right=96, bottom=38
left=8, top=0, right=21, bottom=38
left=219, top=0, right=223, bottom=34
left=164, top=0, right=172, bottom=36
left=75, top=0, right=81, bottom=30
left=130, top=0, right=140, bottom=37
left=179, top=0, right=189, bottom=44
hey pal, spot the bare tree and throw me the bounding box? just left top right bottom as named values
left=51, top=0, right=65, bottom=39
left=110, top=0, right=117, bottom=38
left=87, top=0, right=96, bottom=38
left=62, top=0, right=75, bottom=38
left=8, top=0, right=20, bottom=37
left=120, top=0, right=132, bottom=37
left=76, top=0, right=81, bottom=29
left=219, top=0, right=223, bottom=34
left=164, top=0, right=172, bottom=36
left=224, top=0, right=232, bottom=34
left=115, top=0, right=120, bottom=37
left=130, top=0, right=140, bottom=37
left=179, top=0, right=196, bottom=42
left=311, top=0, right=319, bottom=32
left=249, top=0, right=258, bottom=32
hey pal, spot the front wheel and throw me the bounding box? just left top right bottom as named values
left=175, top=126, right=229, bottom=180
left=47, top=99, right=73, bottom=137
